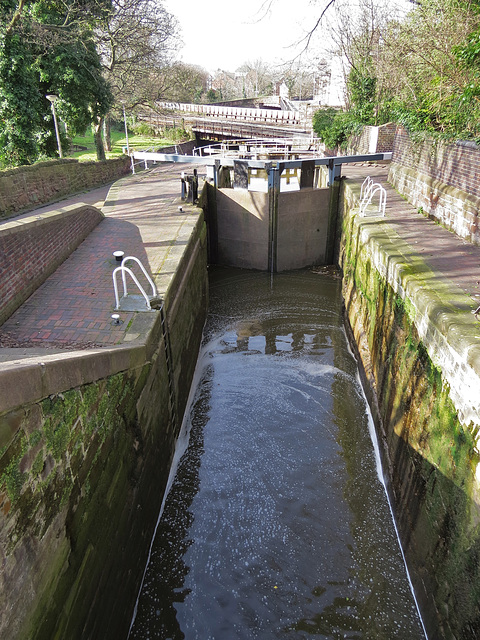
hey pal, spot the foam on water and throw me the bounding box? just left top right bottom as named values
left=129, top=268, right=426, bottom=640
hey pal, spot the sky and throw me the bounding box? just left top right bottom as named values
left=163, top=0, right=413, bottom=74
left=163, top=0, right=329, bottom=73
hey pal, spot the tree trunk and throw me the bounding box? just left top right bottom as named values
left=93, top=117, right=106, bottom=161
left=103, top=115, right=112, bottom=151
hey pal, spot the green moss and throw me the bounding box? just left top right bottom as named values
left=31, top=449, right=45, bottom=476
left=43, top=417, right=70, bottom=462
left=0, top=432, right=28, bottom=503
left=4, top=459, right=26, bottom=503
left=29, top=430, right=42, bottom=448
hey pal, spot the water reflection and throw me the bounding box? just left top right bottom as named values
left=129, top=268, right=425, bottom=640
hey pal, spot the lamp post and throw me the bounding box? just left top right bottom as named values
left=122, top=102, right=130, bottom=155
left=46, top=94, right=63, bottom=158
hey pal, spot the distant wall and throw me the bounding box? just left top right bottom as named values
left=0, top=205, right=104, bottom=326
left=389, top=127, right=480, bottom=245
left=0, top=156, right=131, bottom=220
left=346, top=122, right=397, bottom=155
left=157, top=101, right=301, bottom=125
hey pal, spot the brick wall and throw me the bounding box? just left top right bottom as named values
left=0, top=205, right=104, bottom=326
left=389, top=127, right=480, bottom=244
left=345, top=122, right=396, bottom=155
left=0, top=156, right=131, bottom=220
left=376, top=122, right=397, bottom=152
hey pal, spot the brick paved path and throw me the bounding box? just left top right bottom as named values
left=342, top=164, right=480, bottom=306
left=0, top=164, right=202, bottom=357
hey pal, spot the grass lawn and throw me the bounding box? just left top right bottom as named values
left=71, top=129, right=187, bottom=162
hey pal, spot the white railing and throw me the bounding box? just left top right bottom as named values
left=359, top=177, right=387, bottom=217
left=112, top=256, right=157, bottom=310
left=156, top=101, right=301, bottom=125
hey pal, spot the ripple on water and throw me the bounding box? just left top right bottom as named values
left=129, top=268, right=425, bottom=640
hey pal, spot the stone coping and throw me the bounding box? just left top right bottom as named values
left=0, top=203, right=103, bottom=236
left=0, top=343, right=147, bottom=416
left=345, top=183, right=480, bottom=431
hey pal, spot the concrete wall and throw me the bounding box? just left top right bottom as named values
left=0, top=214, right=208, bottom=639
left=0, top=205, right=104, bottom=326
left=0, top=156, right=131, bottom=220
left=389, top=128, right=480, bottom=245
left=215, top=189, right=269, bottom=270
left=338, top=177, right=480, bottom=639
left=210, top=186, right=331, bottom=271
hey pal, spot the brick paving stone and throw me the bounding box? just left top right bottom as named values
left=0, top=163, right=205, bottom=356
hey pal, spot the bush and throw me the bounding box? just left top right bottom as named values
left=132, top=122, right=157, bottom=137
left=312, top=108, right=360, bottom=150
left=162, top=126, right=190, bottom=142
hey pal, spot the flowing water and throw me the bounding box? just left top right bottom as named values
left=129, top=267, right=425, bottom=640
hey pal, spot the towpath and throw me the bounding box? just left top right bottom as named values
left=1, top=160, right=480, bottom=363
left=342, top=163, right=480, bottom=306
left=0, top=163, right=204, bottom=361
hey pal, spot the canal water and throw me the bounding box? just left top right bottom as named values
left=129, top=267, right=425, bottom=640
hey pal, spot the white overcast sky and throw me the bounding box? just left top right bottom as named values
left=163, top=0, right=413, bottom=73
left=163, top=0, right=333, bottom=72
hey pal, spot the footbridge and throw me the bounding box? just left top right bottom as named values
left=141, top=100, right=313, bottom=143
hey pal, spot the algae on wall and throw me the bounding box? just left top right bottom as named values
left=0, top=213, right=209, bottom=640
left=338, top=183, right=480, bottom=640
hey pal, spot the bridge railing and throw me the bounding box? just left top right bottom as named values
left=156, top=101, right=301, bottom=125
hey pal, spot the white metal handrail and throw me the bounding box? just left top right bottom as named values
left=121, top=256, right=157, bottom=297
left=112, top=256, right=157, bottom=310
left=113, top=267, right=151, bottom=309
left=360, top=183, right=387, bottom=217
left=360, top=176, right=373, bottom=202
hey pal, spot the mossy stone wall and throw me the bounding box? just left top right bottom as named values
left=338, top=179, right=480, bottom=639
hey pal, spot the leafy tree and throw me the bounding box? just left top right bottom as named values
left=0, top=25, right=42, bottom=166
left=379, top=0, right=480, bottom=138
left=0, top=0, right=112, bottom=166
left=312, top=107, right=358, bottom=149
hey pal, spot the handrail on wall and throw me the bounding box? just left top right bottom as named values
left=112, top=255, right=157, bottom=310
left=359, top=178, right=387, bottom=217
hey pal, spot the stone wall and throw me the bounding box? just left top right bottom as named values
left=338, top=177, right=480, bottom=639
left=0, top=214, right=208, bottom=639
left=0, top=205, right=104, bottom=326
left=0, top=156, right=131, bottom=220
left=389, top=127, right=480, bottom=245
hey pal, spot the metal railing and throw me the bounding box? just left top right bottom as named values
left=359, top=176, right=387, bottom=217
left=112, top=255, right=157, bottom=310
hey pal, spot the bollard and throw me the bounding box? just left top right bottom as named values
left=181, top=171, right=187, bottom=200
left=192, top=169, right=198, bottom=202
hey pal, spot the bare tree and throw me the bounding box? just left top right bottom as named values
left=95, top=0, right=179, bottom=147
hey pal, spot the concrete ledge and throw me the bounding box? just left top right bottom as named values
left=0, top=203, right=103, bottom=235
left=0, top=343, right=147, bottom=416
left=345, top=185, right=480, bottom=430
